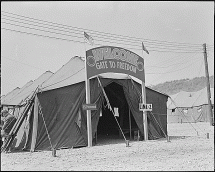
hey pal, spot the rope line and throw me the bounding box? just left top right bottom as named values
left=169, top=96, right=204, bottom=135
left=149, top=111, right=167, bottom=138
left=38, top=100, right=54, bottom=150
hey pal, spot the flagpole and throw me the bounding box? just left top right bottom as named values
left=84, top=35, right=92, bottom=147
left=141, top=45, right=148, bottom=141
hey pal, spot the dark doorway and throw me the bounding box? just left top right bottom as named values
left=96, top=81, right=138, bottom=144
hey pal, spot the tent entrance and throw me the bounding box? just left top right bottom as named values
left=96, top=81, right=139, bottom=144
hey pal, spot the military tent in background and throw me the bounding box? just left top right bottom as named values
left=167, top=87, right=214, bottom=123
left=1, top=87, right=20, bottom=113
left=2, top=56, right=168, bottom=152
left=1, top=81, right=33, bottom=117
left=1, top=71, right=53, bottom=117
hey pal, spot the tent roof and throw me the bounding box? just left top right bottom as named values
left=41, top=56, right=86, bottom=91
left=41, top=56, right=139, bottom=92
left=2, top=71, right=53, bottom=106
left=167, top=87, right=214, bottom=109
left=41, top=56, right=169, bottom=98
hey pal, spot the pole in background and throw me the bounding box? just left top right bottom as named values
left=203, top=43, right=213, bottom=126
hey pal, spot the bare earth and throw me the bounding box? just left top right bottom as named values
left=1, top=122, right=214, bottom=171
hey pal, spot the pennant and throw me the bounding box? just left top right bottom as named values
left=84, top=32, right=94, bottom=45
left=142, top=42, right=149, bottom=54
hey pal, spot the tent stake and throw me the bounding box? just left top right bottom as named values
left=52, top=149, right=56, bottom=157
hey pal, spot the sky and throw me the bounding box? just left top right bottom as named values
left=1, top=1, right=214, bottom=96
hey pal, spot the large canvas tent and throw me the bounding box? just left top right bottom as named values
left=2, top=56, right=168, bottom=152
left=167, top=87, right=214, bottom=123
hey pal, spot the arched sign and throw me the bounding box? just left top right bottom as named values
left=86, top=46, right=145, bottom=82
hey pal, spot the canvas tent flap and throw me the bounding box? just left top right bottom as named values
left=94, top=78, right=167, bottom=140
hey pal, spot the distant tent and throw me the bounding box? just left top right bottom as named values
left=1, top=87, right=20, bottom=111
left=1, top=81, right=33, bottom=116
left=1, top=71, right=53, bottom=107
left=167, top=87, right=214, bottom=123
left=2, top=56, right=168, bottom=152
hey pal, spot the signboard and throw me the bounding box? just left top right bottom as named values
left=86, top=46, right=145, bottom=82
left=139, top=103, right=152, bottom=111
left=82, top=104, right=97, bottom=110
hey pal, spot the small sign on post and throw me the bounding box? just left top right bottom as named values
left=139, top=103, right=152, bottom=111
left=82, top=104, right=97, bottom=111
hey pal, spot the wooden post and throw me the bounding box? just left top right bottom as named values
left=142, top=81, right=148, bottom=141
left=85, top=49, right=92, bottom=147
left=203, top=43, right=213, bottom=126
left=86, top=79, right=92, bottom=147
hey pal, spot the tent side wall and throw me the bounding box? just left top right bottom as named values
left=34, top=82, right=87, bottom=150
left=145, top=88, right=168, bottom=138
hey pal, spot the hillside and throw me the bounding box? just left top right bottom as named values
left=149, top=75, right=214, bottom=95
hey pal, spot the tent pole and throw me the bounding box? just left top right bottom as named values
left=84, top=41, right=92, bottom=147
left=141, top=81, right=148, bottom=141
left=86, top=78, right=92, bottom=147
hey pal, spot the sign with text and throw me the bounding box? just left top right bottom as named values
left=82, top=104, right=97, bottom=111
left=86, top=46, right=145, bottom=82
left=139, top=103, right=152, bottom=111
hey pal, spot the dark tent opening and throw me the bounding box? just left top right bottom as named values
left=96, top=81, right=139, bottom=144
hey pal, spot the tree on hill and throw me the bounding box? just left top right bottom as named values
left=149, top=75, right=214, bottom=95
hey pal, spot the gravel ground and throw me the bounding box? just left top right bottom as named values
left=1, top=122, right=214, bottom=171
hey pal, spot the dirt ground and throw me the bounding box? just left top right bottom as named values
left=1, top=122, right=214, bottom=171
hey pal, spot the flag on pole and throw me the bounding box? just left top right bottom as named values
left=142, top=42, right=149, bottom=54
left=84, top=32, right=94, bottom=45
